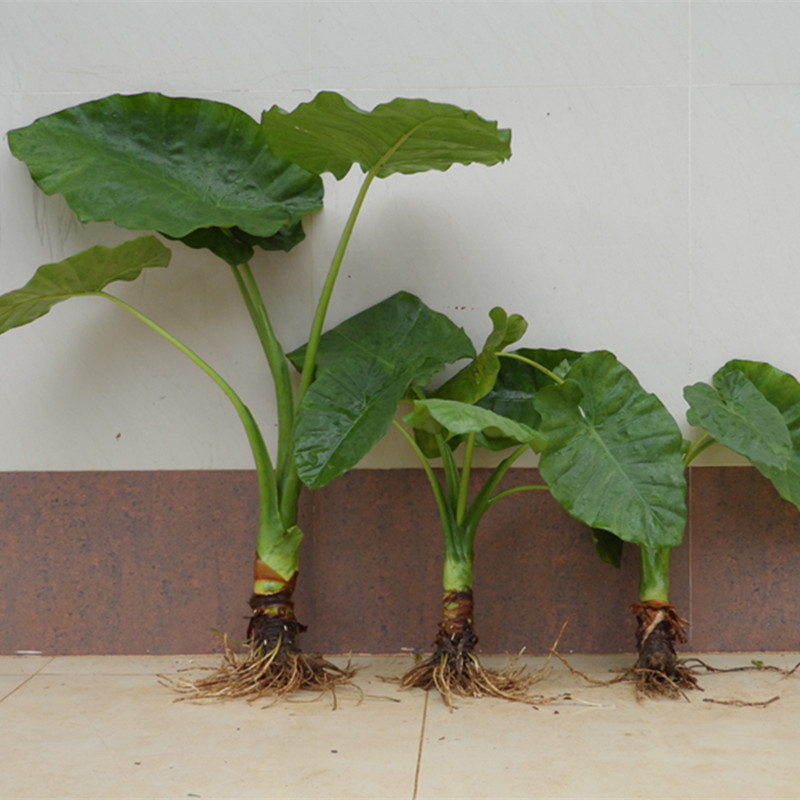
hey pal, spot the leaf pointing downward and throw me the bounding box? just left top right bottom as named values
left=534, top=351, right=687, bottom=550
left=290, top=292, right=474, bottom=489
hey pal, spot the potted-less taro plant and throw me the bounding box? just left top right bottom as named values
left=482, top=349, right=800, bottom=695
left=291, top=303, right=551, bottom=707
left=1, top=90, right=511, bottom=700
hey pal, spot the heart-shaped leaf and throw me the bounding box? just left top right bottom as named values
left=8, top=93, right=323, bottom=250
left=710, top=360, right=800, bottom=509
left=685, top=369, right=792, bottom=469
left=290, top=292, right=474, bottom=488
left=261, top=91, right=511, bottom=180
left=0, top=236, right=172, bottom=333
left=534, top=351, right=687, bottom=550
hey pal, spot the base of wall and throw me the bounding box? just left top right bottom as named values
left=1, top=468, right=798, bottom=655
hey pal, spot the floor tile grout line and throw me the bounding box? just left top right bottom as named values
left=411, top=690, right=429, bottom=800
left=0, top=657, right=55, bottom=704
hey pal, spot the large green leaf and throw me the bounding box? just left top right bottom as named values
left=684, top=369, right=792, bottom=469
left=405, top=398, right=546, bottom=452
left=290, top=292, right=474, bottom=488
left=8, top=93, right=323, bottom=252
left=711, top=360, right=800, bottom=509
left=0, top=237, right=172, bottom=333
left=534, top=351, right=687, bottom=550
left=261, top=91, right=511, bottom=180
left=477, top=347, right=585, bottom=428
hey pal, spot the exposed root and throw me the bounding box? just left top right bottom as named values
left=160, top=611, right=357, bottom=707
left=684, top=657, right=800, bottom=678
left=400, top=623, right=556, bottom=711
left=703, top=695, right=781, bottom=709
left=549, top=649, right=628, bottom=688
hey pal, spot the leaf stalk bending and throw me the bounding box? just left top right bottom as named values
left=683, top=432, right=716, bottom=467
left=101, top=292, right=286, bottom=557
left=498, top=351, right=564, bottom=384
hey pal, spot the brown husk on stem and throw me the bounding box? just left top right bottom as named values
left=630, top=600, right=699, bottom=699
left=161, top=593, right=356, bottom=706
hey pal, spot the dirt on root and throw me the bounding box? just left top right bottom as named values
left=399, top=622, right=558, bottom=711
left=631, top=601, right=699, bottom=699
left=160, top=614, right=357, bottom=707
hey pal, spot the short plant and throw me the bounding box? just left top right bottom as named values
left=481, top=348, right=690, bottom=693
left=1, top=90, right=511, bottom=699
left=485, top=349, right=800, bottom=695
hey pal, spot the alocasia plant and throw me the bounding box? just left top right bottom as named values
left=2, top=90, right=511, bottom=700
left=485, top=350, right=800, bottom=695
left=293, top=304, right=550, bottom=707
left=480, top=349, right=691, bottom=693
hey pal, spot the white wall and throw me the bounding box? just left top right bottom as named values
left=2, top=1, right=800, bottom=471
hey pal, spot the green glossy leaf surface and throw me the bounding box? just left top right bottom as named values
left=8, top=93, right=323, bottom=244
left=261, top=91, right=511, bottom=180
left=290, top=292, right=474, bottom=488
left=684, top=369, right=792, bottom=469
left=712, top=360, right=800, bottom=509
left=0, top=237, right=171, bottom=333
left=405, top=398, right=545, bottom=452
left=534, top=351, right=687, bottom=549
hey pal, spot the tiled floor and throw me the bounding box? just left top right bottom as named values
left=1, top=652, right=799, bottom=799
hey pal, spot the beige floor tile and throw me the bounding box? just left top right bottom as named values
left=0, top=656, right=423, bottom=800
left=39, top=654, right=222, bottom=675
left=416, top=652, right=800, bottom=800
left=0, top=654, right=53, bottom=675
left=0, top=675, right=33, bottom=702
left=4, top=652, right=799, bottom=800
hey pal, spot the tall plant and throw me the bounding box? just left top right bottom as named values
left=2, top=91, right=511, bottom=699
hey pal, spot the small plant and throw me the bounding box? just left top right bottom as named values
left=485, top=349, right=800, bottom=695
left=2, top=90, right=511, bottom=700
left=481, top=348, right=690, bottom=694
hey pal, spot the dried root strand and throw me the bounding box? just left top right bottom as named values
left=684, top=657, right=800, bottom=678
left=400, top=623, right=557, bottom=711
left=703, top=696, right=781, bottom=709
left=630, top=663, right=699, bottom=701
left=160, top=633, right=357, bottom=707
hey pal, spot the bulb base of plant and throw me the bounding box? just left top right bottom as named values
left=400, top=590, right=542, bottom=709
left=631, top=600, right=698, bottom=698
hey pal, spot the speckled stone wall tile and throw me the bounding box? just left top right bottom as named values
left=1, top=468, right=796, bottom=655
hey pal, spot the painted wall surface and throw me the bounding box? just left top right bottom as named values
left=2, top=3, right=800, bottom=471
